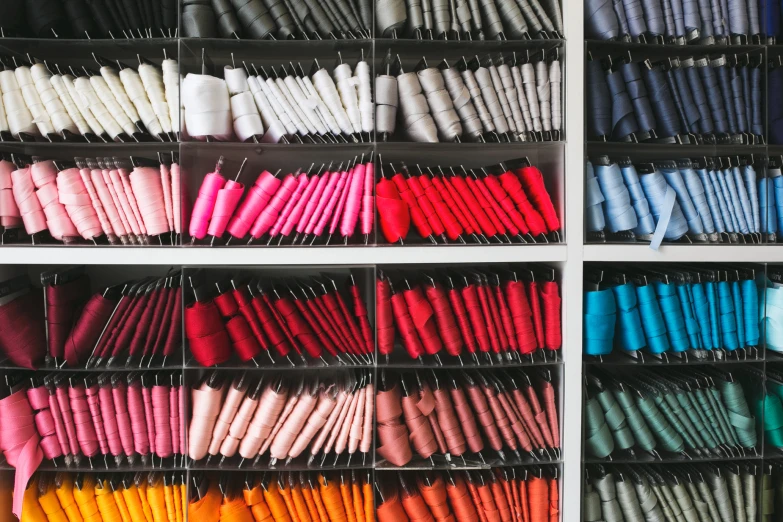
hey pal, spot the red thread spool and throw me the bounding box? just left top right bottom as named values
left=540, top=281, right=562, bottom=350
left=447, top=287, right=478, bottom=356
left=484, top=175, right=530, bottom=235
left=420, top=175, right=462, bottom=241
left=461, top=285, right=490, bottom=354
left=526, top=282, right=545, bottom=350
left=162, top=286, right=183, bottom=358
left=127, top=284, right=164, bottom=359
left=273, top=296, right=323, bottom=358
left=449, top=386, right=483, bottom=454
left=493, top=285, right=518, bottom=352
left=349, top=283, right=374, bottom=355
left=391, top=292, right=424, bottom=360
left=377, top=278, right=395, bottom=356
left=320, top=291, right=356, bottom=353
left=393, top=173, right=432, bottom=239
left=185, top=300, right=232, bottom=366
left=143, top=284, right=173, bottom=358
left=404, top=285, right=442, bottom=356
left=516, top=167, right=559, bottom=233
left=293, top=296, right=338, bottom=357
left=251, top=293, right=292, bottom=357
left=303, top=295, right=346, bottom=356
left=477, top=176, right=522, bottom=236
left=407, top=175, right=445, bottom=236
left=541, top=381, right=560, bottom=449
left=432, top=176, right=474, bottom=235
left=449, top=176, right=496, bottom=237
left=225, top=315, right=263, bottom=361
left=376, top=178, right=410, bottom=243
left=424, top=283, right=463, bottom=357
left=232, top=287, right=271, bottom=352
left=504, top=281, right=537, bottom=355
left=481, top=283, right=507, bottom=353
left=63, top=293, right=115, bottom=367
left=498, top=171, right=546, bottom=236
left=465, top=384, right=503, bottom=452
left=466, top=176, right=506, bottom=236
left=333, top=286, right=365, bottom=351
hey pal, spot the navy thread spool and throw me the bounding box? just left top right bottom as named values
left=613, top=0, right=631, bottom=36
left=587, top=59, right=612, bottom=140
left=667, top=0, right=686, bottom=38
left=640, top=0, right=666, bottom=37
left=761, top=0, right=780, bottom=40
left=729, top=65, right=749, bottom=136
left=606, top=67, right=640, bottom=141
left=623, top=0, right=648, bottom=38
left=682, top=58, right=714, bottom=136
left=764, top=63, right=782, bottom=142
left=659, top=0, right=676, bottom=39
left=773, top=168, right=783, bottom=234
left=622, top=61, right=657, bottom=137
left=750, top=64, right=764, bottom=138
left=586, top=0, right=620, bottom=39
left=714, top=58, right=739, bottom=135
left=681, top=0, right=700, bottom=39
left=663, top=64, right=690, bottom=136
left=640, top=63, right=682, bottom=141
left=670, top=60, right=701, bottom=135
left=696, top=0, right=713, bottom=39
left=695, top=58, right=729, bottom=135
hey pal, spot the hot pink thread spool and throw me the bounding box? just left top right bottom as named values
left=361, top=160, right=374, bottom=240
left=269, top=172, right=309, bottom=240
left=171, top=162, right=182, bottom=234
left=248, top=173, right=298, bottom=241
left=226, top=170, right=281, bottom=241
left=11, top=166, right=47, bottom=235
left=313, top=171, right=347, bottom=240
left=294, top=169, right=329, bottom=241
left=302, top=169, right=338, bottom=239
left=0, top=159, right=22, bottom=229
left=340, top=161, right=366, bottom=239
left=160, top=163, right=175, bottom=232
left=57, top=167, right=103, bottom=241
left=207, top=158, right=248, bottom=243
left=283, top=170, right=321, bottom=240
left=31, top=160, right=78, bottom=241
left=189, top=156, right=226, bottom=241
left=328, top=165, right=353, bottom=241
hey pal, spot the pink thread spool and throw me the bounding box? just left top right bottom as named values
left=160, top=163, right=174, bottom=232
left=226, top=170, right=281, bottom=240
left=313, top=171, right=347, bottom=239
left=340, top=161, right=365, bottom=239
left=328, top=166, right=353, bottom=240
left=189, top=157, right=226, bottom=241
left=130, top=166, right=170, bottom=237
left=207, top=158, right=248, bottom=242
left=31, top=160, right=78, bottom=241
left=118, top=167, right=147, bottom=237
left=171, top=162, right=182, bottom=234
left=282, top=172, right=321, bottom=239
left=269, top=172, right=309, bottom=239
left=0, top=160, right=22, bottom=229
left=90, top=167, right=127, bottom=241
left=361, top=160, right=374, bottom=239
left=108, top=168, right=143, bottom=238
left=11, top=166, right=47, bottom=235
left=57, top=167, right=103, bottom=240
left=295, top=170, right=329, bottom=239
left=303, top=170, right=337, bottom=237
left=77, top=163, right=115, bottom=242
left=248, top=173, right=298, bottom=240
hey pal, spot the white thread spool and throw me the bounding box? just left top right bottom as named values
left=0, top=80, right=8, bottom=133
left=299, top=72, right=341, bottom=136
left=181, top=73, right=233, bottom=140
left=355, top=60, right=374, bottom=134
left=312, top=68, right=353, bottom=136
left=333, top=63, right=362, bottom=134
left=62, top=73, right=105, bottom=137
left=89, top=74, right=138, bottom=136
left=162, top=59, right=181, bottom=133
left=139, top=62, right=173, bottom=134
left=75, top=76, right=124, bottom=139
left=283, top=73, right=326, bottom=135
left=119, top=67, right=164, bottom=137
left=0, top=69, right=38, bottom=136
left=99, top=65, right=141, bottom=126
left=225, top=66, right=264, bottom=141
left=30, top=64, right=78, bottom=135
left=272, top=75, right=313, bottom=135
left=15, top=66, right=53, bottom=136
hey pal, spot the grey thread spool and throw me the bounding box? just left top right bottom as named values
left=615, top=475, right=647, bottom=522
left=497, top=61, right=527, bottom=136
left=418, top=66, right=462, bottom=141
left=263, top=0, right=296, bottom=38
left=583, top=483, right=603, bottom=522
left=535, top=59, right=551, bottom=132
left=527, top=0, right=556, bottom=31
left=449, top=0, right=460, bottom=34
left=441, top=64, right=483, bottom=140
left=303, top=0, right=337, bottom=35
left=683, top=481, right=711, bottom=522
left=694, top=477, right=721, bottom=522
left=375, top=74, right=398, bottom=137
left=358, top=0, right=372, bottom=31
left=742, top=471, right=755, bottom=522
left=510, top=62, right=534, bottom=133
left=398, top=68, right=438, bottom=142
left=432, top=0, right=452, bottom=36
left=670, top=481, right=700, bottom=522
left=288, top=0, right=319, bottom=35
left=593, top=473, right=625, bottom=522
left=474, top=61, right=511, bottom=134
left=460, top=61, right=495, bottom=133
left=486, top=58, right=518, bottom=135
left=495, top=0, right=528, bottom=38
left=633, top=474, right=666, bottom=522
left=211, top=0, right=243, bottom=36
left=521, top=61, right=542, bottom=133
left=182, top=0, right=217, bottom=37
left=331, top=0, right=362, bottom=33
left=405, top=0, right=425, bottom=36
left=514, top=0, right=544, bottom=34
left=376, top=0, right=408, bottom=36
left=230, top=0, right=276, bottom=38
left=323, top=0, right=350, bottom=32
left=549, top=58, right=561, bottom=134
left=467, top=0, right=483, bottom=34
left=454, top=0, right=473, bottom=34
left=422, top=0, right=435, bottom=34
left=479, top=0, right=504, bottom=37
left=726, top=470, right=747, bottom=522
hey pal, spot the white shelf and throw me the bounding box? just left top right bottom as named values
left=0, top=245, right=568, bottom=266
left=583, top=244, right=783, bottom=263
